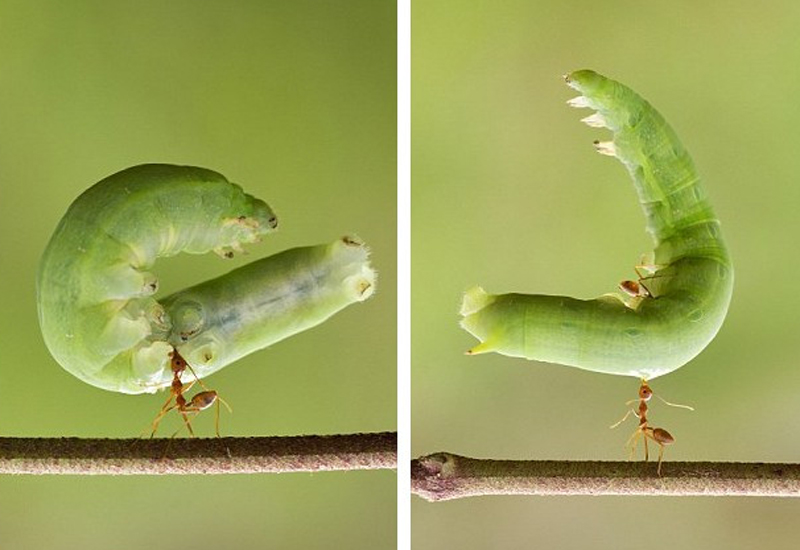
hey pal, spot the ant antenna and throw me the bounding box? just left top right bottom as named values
left=655, top=394, right=695, bottom=411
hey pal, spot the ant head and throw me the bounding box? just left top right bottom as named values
left=639, top=380, right=653, bottom=401
left=170, top=349, right=187, bottom=370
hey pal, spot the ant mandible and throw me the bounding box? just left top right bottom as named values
left=149, top=348, right=231, bottom=438
left=610, top=379, right=693, bottom=475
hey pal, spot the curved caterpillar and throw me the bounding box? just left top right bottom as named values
left=38, top=164, right=376, bottom=394
left=460, top=70, right=733, bottom=380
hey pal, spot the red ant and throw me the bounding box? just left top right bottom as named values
left=618, top=258, right=672, bottom=303
left=610, top=379, right=693, bottom=475
left=619, top=279, right=651, bottom=299
left=619, top=263, right=659, bottom=299
left=149, top=349, right=231, bottom=438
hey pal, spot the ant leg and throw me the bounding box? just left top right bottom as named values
left=149, top=393, right=175, bottom=430
left=634, top=265, right=658, bottom=278
left=157, top=381, right=198, bottom=437
left=170, top=409, right=199, bottom=438
left=214, top=399, right=221, bottom=438
left=625, top=428, right=642, bottom=460
left=637, top=270, right=678, bottom=298
left=157, top=392, right=175, bottom=413
left=180, top=410, right=195, bottom=437
left=610, top=409, right=638, bottom=429
left=217, top=394, right=233, bottom=413
left=643, top=430, right=665, bottom=475
left=215, top=395, right=233, bottom=437
left=657, top=443, right=665, bottom=476
left=187, top=390, right=232, bottom=437
left=643, top=431, right=649, bottom=462
left=651, top=428, right=674, bottom=476
left=183, top=368, right=234, bottom=437
left=634, top=253, right=666, bottom=278
left=149, top=404, right=177, bottom=438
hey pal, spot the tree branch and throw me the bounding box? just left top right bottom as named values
left=0, top=432, right=396, bottom=475
left=412, top=452, right=800, bottom=501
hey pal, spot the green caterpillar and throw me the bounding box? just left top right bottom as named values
left=38, top=164, right=376, bottom=394
left=460, top=70, right=733, bottom=380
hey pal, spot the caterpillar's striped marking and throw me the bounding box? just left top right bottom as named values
left=460, top=70, right=733, bottom=380
left=38, top=164, right=376, bottom=394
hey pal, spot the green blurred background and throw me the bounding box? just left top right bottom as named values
left=413, top=1, right=800, bottom=549
left=0, top=1, right=396, bottom=549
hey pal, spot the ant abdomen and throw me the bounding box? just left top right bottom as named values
left=190, top=390, right=219, bottom=411
left=651, top=428, right=674, bottom=445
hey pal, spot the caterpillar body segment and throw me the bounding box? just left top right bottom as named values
left=38, top=164, right=375, bottom=393
left=461, top=71, right=733, bottom=380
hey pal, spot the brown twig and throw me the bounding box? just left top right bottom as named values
left=412, top=452, right=800, bottom=501
left=0, top=432, right=396, bottom=475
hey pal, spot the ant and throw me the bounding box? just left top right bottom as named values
left=619, top=263, right=659, bottom=299
left=610, top=379, right=693, bottom=475
left=619, top=278, right=651, bottom=299
left=618, top=257, right=671, bottom=304
left=149, top=349, right=231, bottom=438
